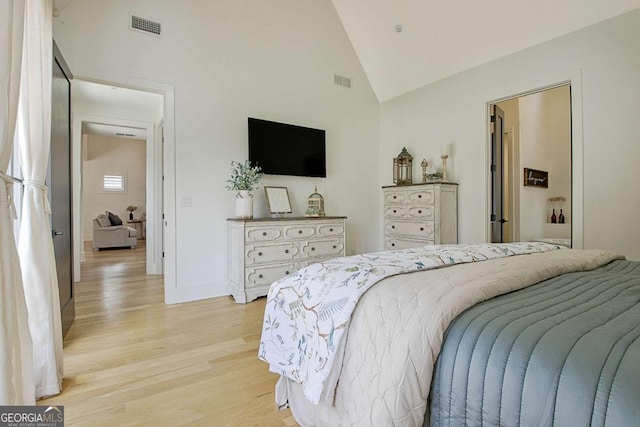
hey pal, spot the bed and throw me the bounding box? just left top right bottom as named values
left=258, top=243, right=639, bottom=426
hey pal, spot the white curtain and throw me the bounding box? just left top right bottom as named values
left=0, top=1, right=36, bottom=406
left=17, top=0, right=63, bottom=399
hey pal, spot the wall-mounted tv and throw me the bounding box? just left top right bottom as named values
left=248, top=117, right=326, bottom=178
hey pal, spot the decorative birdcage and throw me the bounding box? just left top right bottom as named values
left=393, top=147, right=413, bottom=185
left=305, top=187, right=325, bottom=217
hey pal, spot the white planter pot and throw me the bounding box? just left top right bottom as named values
left=235, top=190, right=254, bottom=219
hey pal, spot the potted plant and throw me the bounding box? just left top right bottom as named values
left=226, top=160, right=263, bottom=219
left=126, top=205, right=137, bottom=220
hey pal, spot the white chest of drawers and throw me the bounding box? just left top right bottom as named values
left=382, top=183, right=457, bottom=250
left=228, top=217, right=347, bottom=303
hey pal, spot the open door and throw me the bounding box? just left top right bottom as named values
left=50, top=41, right=74, bottom=336
left=490, top=104, right=506, bottom=243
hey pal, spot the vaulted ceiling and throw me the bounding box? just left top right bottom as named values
left=53, top=0, right=640, bottom=103
left=331, top=0, right=640, bottom=101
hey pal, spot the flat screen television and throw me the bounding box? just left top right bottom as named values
left=248, top=117, right=326, bottom=178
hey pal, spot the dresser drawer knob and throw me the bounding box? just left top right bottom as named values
left=418, top=194, right=422, bottom=198
left=329, top=228, right=333, bottom=232
left=285, top=271, right=290, bottom=275
left=418, top=210, right=422, bottom=214
left=333, top=245, right=337, bottom=249
left=298, top=230, right=303, bottom=234
left=258, top=274, right=263, bottom=279
left=311, top=247, right=315, bottom=251
left=391, top=225, right=395, bottom=229
left=393, top=209, right=397, bottom=213
left=393, top=195, right=397, bottom=199
left=420, top=227, right=424, bottom=231
left=258, top=252, right=263, bottom=256
left=285, top=249, right=289, bottom=254
left=262, top=232, right=267, bottom=236
left=391, top=243, right=395, bottom=247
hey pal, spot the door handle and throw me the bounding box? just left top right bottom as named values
left=499, top=219, right=509, bottom=224
left=52, top=230, right=64, bottom=237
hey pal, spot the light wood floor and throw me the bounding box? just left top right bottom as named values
left=40, top=241, right=296, bottom=426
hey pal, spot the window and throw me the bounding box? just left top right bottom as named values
left=103, top=173, right=126, bottom=192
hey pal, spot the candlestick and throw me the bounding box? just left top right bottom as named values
left=441, top=154, right=448, bottom=182
left=420, top=159, right=428, bottom=183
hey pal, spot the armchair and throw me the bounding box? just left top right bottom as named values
left=93, top=213, right=138, bottom=250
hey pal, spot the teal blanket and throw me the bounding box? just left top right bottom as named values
left=431, top=260, right=640, bottom=427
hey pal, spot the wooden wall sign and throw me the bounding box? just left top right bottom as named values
left=524, top=168, right=548, bottom=188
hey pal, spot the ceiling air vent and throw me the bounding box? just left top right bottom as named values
left=334, top=74, right=352, bottom=89
left=130, top=13, right=162, bottom=37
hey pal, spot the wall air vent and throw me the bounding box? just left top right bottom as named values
left=333, top=74, right=352, bottom=89
left=115, top=132, right=136, bottom=137
left=130, top=13, right=162, bottom=37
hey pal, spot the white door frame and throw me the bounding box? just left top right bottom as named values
left=70, top=70, right=176, bottom=302
left=484, top=69, right=584, bottom=249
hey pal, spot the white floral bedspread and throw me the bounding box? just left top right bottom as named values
left=258, top=242, right=561, bottom=405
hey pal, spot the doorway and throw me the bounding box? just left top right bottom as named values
left=80, top=125, right=148, bottom=256
left=71, top=80, right=165, bottom=280
left=69, top=72, right=176, bottom=303
left=489, top=84, right=572, bottom=246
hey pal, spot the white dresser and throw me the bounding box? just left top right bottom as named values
left=228, top=217, right=347, bottom=303
left=382, top=183, right=457, bottom=250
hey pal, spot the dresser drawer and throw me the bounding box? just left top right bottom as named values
left=284, top=225, right=316, bottom=240
left=384, top=206, right=407, bottom=219
left=407, top=189, right=435, bottom=204
left=385, top=238, right=433, bottom=251
left=300, top=239, right=344, bottom=260
left=384, top=191, right=408, bottom=205
left=246, top=226, right=282, bottom=242
left=246, top=242, right=298, bottom=265
left=317, top=222, right=345, bottom=237
left=245, top=263, right=297, bottom=288
left=385, top=221, right=434, bottom=239
left=407, top=205, right=434, bottom=220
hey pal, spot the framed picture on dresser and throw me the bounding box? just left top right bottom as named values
left=264, top=186, right=292, bottom=214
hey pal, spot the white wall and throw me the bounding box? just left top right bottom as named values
left=82, top=135, right=146, bottom=241
left=73, top=102, right=160, bottom=124
left=380, top=9, right=640, bottom=260
left=518, top=87, right=571, bottom=242
left=54, top=0, right=380, bottom=302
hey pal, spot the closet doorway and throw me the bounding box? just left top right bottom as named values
left=489, top=84, right=572, bottom=246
